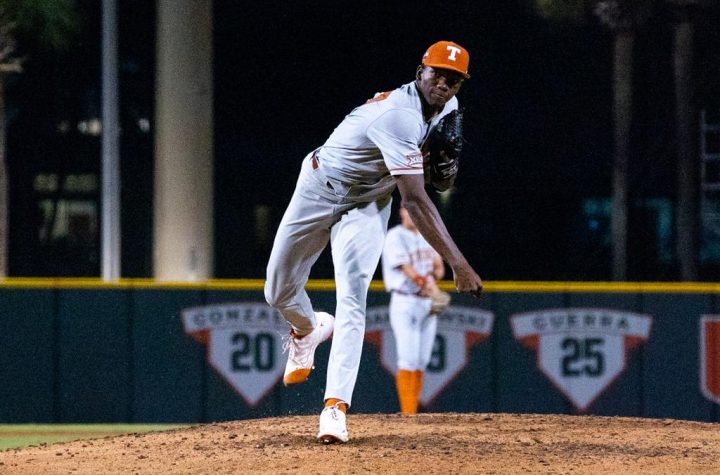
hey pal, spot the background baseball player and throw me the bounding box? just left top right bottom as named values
left=264, top=40, right=482, bottom=444
left=382, top=206, right=448, bottom=414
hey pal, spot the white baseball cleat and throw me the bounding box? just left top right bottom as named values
left=317, top=403, right=349, bottom=444
left=282, top=311, right=334, bottom=385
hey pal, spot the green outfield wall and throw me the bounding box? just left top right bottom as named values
left=1, top=279, right=719, bottom=423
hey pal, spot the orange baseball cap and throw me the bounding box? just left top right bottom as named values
left=422, top=40, right=470, bottom=78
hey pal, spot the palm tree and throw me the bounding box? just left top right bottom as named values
left=594, top=1, right=653, bottom=281
left=669, top=1, right=698, bottom=280
left=534, top=0, right=651, bottom=281
left=668, top=0, right=720, bottom=281
left=539, top=1, right=720, bottom=281
left=0, top=0, right=77, bottom=277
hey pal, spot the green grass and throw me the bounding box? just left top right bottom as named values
left=0, top=424, right=190, bottom=451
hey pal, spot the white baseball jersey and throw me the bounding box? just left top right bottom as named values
left=266, top=80, right=458, bottom=406
left=382, top=224, right=441, bottom=372
left=316, top=82, right=458, bottom=202
left=382, top=225, right=439, bottom=295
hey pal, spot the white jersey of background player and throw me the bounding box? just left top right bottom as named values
left=264, top=40, right=482, bottom=444
left=382, top=207, right=445, bottom=414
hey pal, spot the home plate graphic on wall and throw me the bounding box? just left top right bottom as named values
left=511, top=308, right=653, bottom=412
left=181, top=302, right=289, bottom=406
left=365, top=305, right=494, bottom=406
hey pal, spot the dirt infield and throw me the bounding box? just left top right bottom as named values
left=1, top=413, right=719, bottom=474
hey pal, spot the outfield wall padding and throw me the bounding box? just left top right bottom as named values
left=0, top=281, right=718, bottom=423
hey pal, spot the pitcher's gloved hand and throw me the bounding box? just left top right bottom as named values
left=423, top=109, right=464, bottom=192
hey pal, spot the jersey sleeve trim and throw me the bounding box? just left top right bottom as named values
left=389, top=168, right=424, bottom=175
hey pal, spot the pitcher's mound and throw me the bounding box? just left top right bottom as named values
left=1, top=413, right=719, bottom=474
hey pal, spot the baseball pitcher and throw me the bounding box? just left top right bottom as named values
left=264, top=40, right=482, bottom=444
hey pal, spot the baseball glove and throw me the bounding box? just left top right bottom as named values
left=430, top=287, right=451, bottom=315
left=423, top=109, right=464, bottom=192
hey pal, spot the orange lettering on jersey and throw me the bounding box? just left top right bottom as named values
left=366, top=91, right=392, bottom=104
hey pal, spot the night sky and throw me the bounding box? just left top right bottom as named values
left=5, top=0, right=720, bottom=280
left=213, top=0, right=619, bottom=280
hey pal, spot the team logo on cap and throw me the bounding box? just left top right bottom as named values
left=422, top=40, right=470, bottom=78
left=446, top=46, right=462, bottom=61
left=423, top=45, right=462, bottom=62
